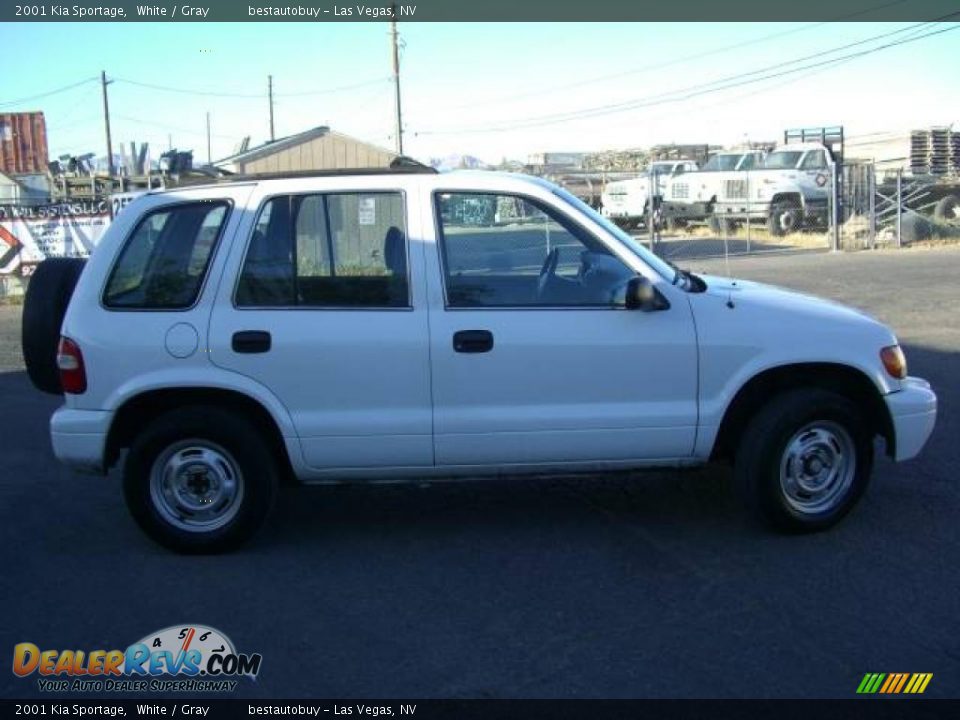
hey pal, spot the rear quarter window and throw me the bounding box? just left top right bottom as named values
left=103, top=200, right=230, bottom=309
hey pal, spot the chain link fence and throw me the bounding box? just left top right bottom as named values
left=577, top=129, right=960, bottom=263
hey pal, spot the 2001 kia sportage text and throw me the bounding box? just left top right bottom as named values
left=21, top=162, right=937, bottom=552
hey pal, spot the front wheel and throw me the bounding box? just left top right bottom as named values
left=123, top=406, right=278, bottom=553
left=735, top=389, right=873, bottom=532
left=767, top=199, right=802, bottom=236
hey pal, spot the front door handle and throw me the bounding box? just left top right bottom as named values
left=453, top=330, right=493, bottom=354
left=232, top=330, right=271, bottom=354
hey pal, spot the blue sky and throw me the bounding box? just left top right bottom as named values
left=1, top=21, right=958, bottom=164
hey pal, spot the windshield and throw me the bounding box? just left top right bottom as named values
left=650, top=162, right=675, bottom=173
left=702, top=154, right=741, bottom=171
left=546, top=184, right=677, bottom=282
left=761, top=151, right=803, bottom=169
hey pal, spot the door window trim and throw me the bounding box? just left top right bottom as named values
left=230, top=188, right=413, bottom=312
left=432, top=189, right=635, bottom=312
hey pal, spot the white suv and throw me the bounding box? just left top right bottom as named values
left=22, top=164, right=937, bottom=552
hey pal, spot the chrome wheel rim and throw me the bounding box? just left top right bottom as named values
left=149, top=440, right=244, bottom=532
left=779, top=421, right=855, bottom=515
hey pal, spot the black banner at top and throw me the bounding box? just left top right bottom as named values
left=0, top=699, right=958, bottom=719
left=2, top=0, right=959, bottom=22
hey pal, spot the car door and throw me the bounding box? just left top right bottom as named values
left=424, top=187, right=698, bottom=469
left=208, top=181, right=432, bottom=473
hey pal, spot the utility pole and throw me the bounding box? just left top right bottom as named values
left=100, top=70, right=114, bottom=177
left=389, top=18, right=403, bottom=155
left=268, top=75, right=275, bottom=142
left=206, top=112, right=212, bottom=164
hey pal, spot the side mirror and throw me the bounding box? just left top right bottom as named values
left=625, top=276, right=670, bottom=312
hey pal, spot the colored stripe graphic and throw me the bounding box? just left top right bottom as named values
left=857, top=673, right=932, bottom=694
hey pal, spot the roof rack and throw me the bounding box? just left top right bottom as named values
left=180, top=155, right=438, bottom=185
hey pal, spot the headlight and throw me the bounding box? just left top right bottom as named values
left=881, top=345, right=907, bottom=379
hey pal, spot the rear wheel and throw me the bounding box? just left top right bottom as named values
left=735, top=388, right=872, bottom=532
left=123, top=406, right=278, bottom=553
left=708, top=215, right=739, bottom=235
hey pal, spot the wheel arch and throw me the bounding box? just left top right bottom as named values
left=711, top=362, right=894, bottom=463
left=104, top=387, right=296, bottom=483
left=769, top=191, right=804, bottom=209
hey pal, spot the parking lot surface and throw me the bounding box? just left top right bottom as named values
left=1, top=246, right=958, bottom=699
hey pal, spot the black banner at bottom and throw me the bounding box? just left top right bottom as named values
left=1, top=699, right=957, bottom=720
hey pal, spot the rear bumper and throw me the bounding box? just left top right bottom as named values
left=885, top=377, right=937, bottom=462
left=50, top=406, right=111, bottom=474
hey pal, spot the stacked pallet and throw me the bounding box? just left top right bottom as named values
left=910, top=130, right=930, bottom=175
left=930, top=127, right=950, bottom=175
left=910, top=127, right=958, bottom=176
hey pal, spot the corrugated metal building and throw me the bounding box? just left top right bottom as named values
left=216, top=126, right=396, bottom=175
left=0, top=112, right=49, bottom=175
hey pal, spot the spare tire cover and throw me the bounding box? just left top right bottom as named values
left=21, top=257, right=87, bottom=394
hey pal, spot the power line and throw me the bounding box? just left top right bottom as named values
left=427, top=20, right=940, bottom=131
left=416, top=20, right=959, bottom=135
left=440, top=23, right=826, bottom=112
left=440, top=0, right=911, bottom=112
left=111, top=76, right=389, bottom=99
left=114, top=114, right=242, bottom=141
left=0, top=77, right=99, bottom=109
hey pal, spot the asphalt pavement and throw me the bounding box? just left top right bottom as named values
left=1, top=246, right=958, bottom=699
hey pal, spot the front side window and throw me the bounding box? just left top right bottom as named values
left=800, top=150, right=827, bottom=170
left=703, top=155, right=740, bottom=171
left=236, top=192, right=408, bottom=308
left=761, top=151, right=803, bottom=170
left=436, top=192, right=634, bottom=308
left=104, top=200, right=229, bottom=309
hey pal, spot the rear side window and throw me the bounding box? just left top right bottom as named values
left=104, top=200, right=229, bottom=309
left=235, top=192, right=408, bottom=308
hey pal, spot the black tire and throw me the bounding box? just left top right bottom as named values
left=663, top=216, right=686, bottom=233
left=933, top=194, right=959, bottom=224
left=123, top=406, right=279, bottom=553
left=21, top=257, right=86, bottom=394
left=767, top=199, right=802, bottom=236
left=709, top=215, right=739, bottom=235
left=734, top=388, right=873, bottom=533
left=900, top=214, right=932, bottom=244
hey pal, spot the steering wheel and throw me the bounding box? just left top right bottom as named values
left=537, top=247, right=560, bottom=298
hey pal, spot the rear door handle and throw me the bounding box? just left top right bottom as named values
left=453, top=330, right=493, bottom=354
left=232, top=330, right=271, bottom=354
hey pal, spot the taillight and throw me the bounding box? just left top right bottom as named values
left=57, top=337, right=87, bottom=394
left=880, top=345, right=907, bottom=380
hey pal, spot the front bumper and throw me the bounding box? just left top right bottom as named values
left=50, top=406, right=111, bottom=474
left=885, top=377, right=937, bottom=461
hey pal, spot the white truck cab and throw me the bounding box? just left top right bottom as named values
left=712, top=142, right=835, bottom=235
left=22, top=164, right=936, bottom=552
left=601, top=160, right=698, bottom=228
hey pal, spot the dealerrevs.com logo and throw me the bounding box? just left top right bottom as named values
left=12, top=625, right=262, bottom=693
